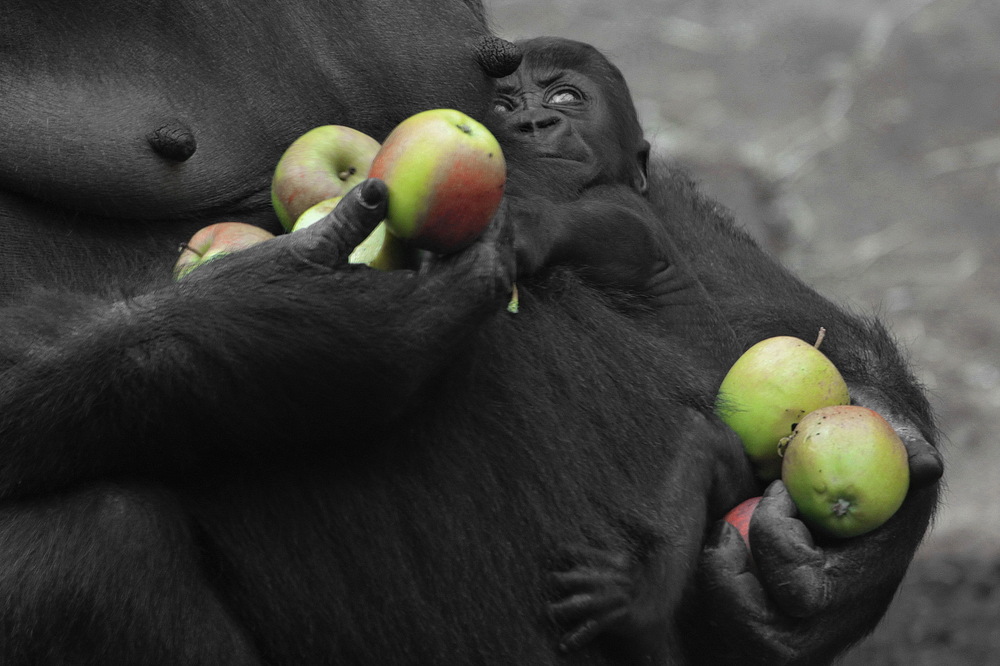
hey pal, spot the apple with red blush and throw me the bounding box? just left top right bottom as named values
left=173, top=222, right=275, bottom=280
left=369, top=108, right=505, bottom=254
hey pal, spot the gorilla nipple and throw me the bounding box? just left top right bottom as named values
left=474, top=35, right=522, bottom=78
left=147, top=122, right=197, bottom=162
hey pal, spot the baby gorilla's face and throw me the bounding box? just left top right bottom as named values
left=493, top=38, right=645, bottom=191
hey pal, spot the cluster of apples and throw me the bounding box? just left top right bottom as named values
left=173, top=109, right=506, bottom=279
left=717, top=331, right=910, bottom=540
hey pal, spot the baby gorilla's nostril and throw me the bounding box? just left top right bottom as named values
left=534, top=115, right=560, bottom=130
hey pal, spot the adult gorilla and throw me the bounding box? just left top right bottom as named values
left=0, top=2, right=939, bottom=665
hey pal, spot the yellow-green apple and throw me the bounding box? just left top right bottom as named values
left=715, top=333, right=850, bottom=481
left=368, top=108, right=505, bottom=254
left=290, top=196, right=344, bottom=233
left=173, top=222, right=275, bottom=280
left=291, top=196, right=415, bottom=271
left=780, top=405, right=909, bottom=538
left=723, top=496, right=762, bottom=551
left=271, top=125, right=381, bottom=231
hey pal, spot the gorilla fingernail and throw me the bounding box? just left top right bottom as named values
left=358, top=179, right=386, bottom=209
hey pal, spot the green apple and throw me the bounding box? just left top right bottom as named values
left=716, top=333, right=850, bottom=481
left=271, top=125, right=381, bottom=232
left=291, top=196, right=344, bottom=233
left=369, top=108, right=505, bottom=254
left=291, top=196, right=415, bottom=271
left=173, top=222, right=275, bottom=280
left=780, top=405, right=909, bottom=538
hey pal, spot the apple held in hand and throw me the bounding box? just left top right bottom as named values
left=290, top=196, right=344, bottom=233
left=716, top=332, right=850, bottom=481
left=292, top=197, right=415, bottom=271
left=723, top=496, right=761, bottom=552
left=780, top=405, right=909, bottom=538
left=369, top=108, right=505, bottom=254
left=271, top=125, right=381, bottom=231
left=173, top=222, right=275, bottom=280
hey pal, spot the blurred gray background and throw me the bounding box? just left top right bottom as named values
left=488, top=1, right=1000, bottom=662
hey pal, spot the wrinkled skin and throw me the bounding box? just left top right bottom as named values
left=0, top=2, right=940, bottom=665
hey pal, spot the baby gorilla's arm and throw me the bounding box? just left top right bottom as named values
left=512, top=184, right=664, bottom=293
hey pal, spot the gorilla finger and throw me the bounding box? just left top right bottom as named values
left=750, top=483, right=830, bottom=617
left=476, top=202, right=516, bottom=277
left=549, top=590, right=629, bottom=627
left=761, top=479, right=798, bottom=513
left=421, top=206, right=515, bottom=295
left=751, top=482, right=822, bottom=564
left=700, top=529, right=776, bottom=625
left=702, top=521, right=755, bottom=578
left=900, top=431, right=943, bottom=487
left=556, top=609, right=627, bottom=654
left=304, top=179, right=388, bottom=266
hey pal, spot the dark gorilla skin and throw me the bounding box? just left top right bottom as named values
left=0, top=0, right=499, bottom=302
left=493, top=38, right=942, bottom=664
left=0, top=5, right=940, bottom=666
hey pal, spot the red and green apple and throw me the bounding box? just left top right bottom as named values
left=715, top=332, right=850, bottom=481
left=369, top=108, right=505, bottom=254
left=173, top=222, right=275, bottom=280
left=780, top=405, right=909, bottom=538
left=271, top=125, right=381, bottom=232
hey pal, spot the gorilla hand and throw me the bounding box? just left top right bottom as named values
left=683, top=468, right=938, bottom=665
left=279, top=178, right=389, bottom=269
left=0, top=179, right=513, bottom=500
left=681, top=377, right=942, bottom=666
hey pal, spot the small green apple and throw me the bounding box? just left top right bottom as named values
left=291, top=196, right=344, bottom=233
left=780, top=405, right=909, bottom=538
left=291, top=196, right=415, bottom=271
left=716, top=332, right=850, bottom=481
left=369, top=108, right=505, bottom=254
left=173, top=222, right=275, bottom=280
left=271, top=125, right=381, bottom=232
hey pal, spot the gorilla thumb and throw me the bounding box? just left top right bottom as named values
left=289, top=179, right=389, bottom=268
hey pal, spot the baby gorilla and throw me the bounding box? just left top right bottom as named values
left=495, top=36, right=731, bottom=365
left=495, top=37, right=756, bottom=661
left=494, top=35, right=659, bottom=296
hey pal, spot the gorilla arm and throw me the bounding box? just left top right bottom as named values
left=0, top=181, right=513, bottom=499
left=512, top=183, right=665, bottom=293
left=650, top=164, right=941, bottom=664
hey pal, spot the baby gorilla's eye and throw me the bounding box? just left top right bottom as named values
left=547, top=87, right=582, bottom=105
left=493, top=96, right=515, bottom=113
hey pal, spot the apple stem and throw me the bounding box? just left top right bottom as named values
left=813, top=327, right=827, bottom=349
left=177, top=242, right=203, bottom=258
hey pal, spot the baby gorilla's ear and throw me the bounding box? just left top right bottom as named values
left=634, top=140, right=651, bottom=196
